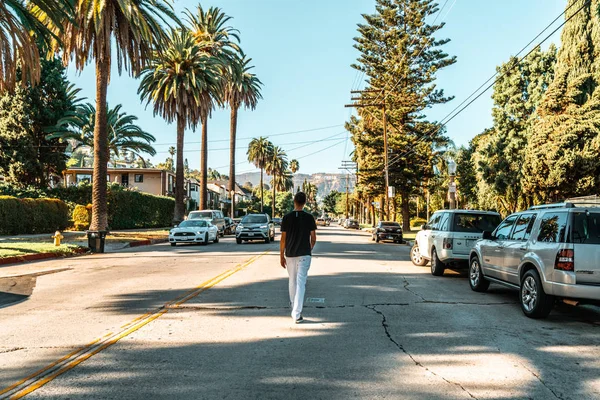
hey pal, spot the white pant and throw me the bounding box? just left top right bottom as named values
left=286, top=255, right=311, bottom=320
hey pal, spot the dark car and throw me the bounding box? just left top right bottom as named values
left=272, top=217, right=282, bottom=226
left=372, top=221, right=403, bottom=244
left=344, top=219, right=360, bottom=229
left=224, top=217, right=235, bottom=235
left=235, top=213, right=276, bottom=244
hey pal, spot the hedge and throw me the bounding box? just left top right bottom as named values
left=0, top=196, right=70, bottom=235
left=410, top=217, right=428, bottom=228
left=107, top=190, right=174, bottom=229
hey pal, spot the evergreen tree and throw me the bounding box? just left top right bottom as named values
left=524, top=0, right=600, bottom=201
left=0, top=56, right=73, bottom=187
left=477, top=46, right=556, bottom=213
left=350, top=0, right=456, bottom=230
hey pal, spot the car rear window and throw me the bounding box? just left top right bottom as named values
left=452, top=213, right=501, bottom=233
left=189, top=211, right=212, bottom=219
left=570, top=212, right=600, bottom=244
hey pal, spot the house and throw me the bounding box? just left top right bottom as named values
left=208, top=180, right=252, bottom=204
left=62, top=167, right=177, bottom=197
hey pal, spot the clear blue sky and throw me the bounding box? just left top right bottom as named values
left=66, top=0, right=566, bottom=176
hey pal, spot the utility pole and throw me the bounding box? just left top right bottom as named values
left=339, top=160, right=357, bottom=220
left=345, top=89, right=390, bottom=220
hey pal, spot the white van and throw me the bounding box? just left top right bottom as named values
left=188, top=210, right=226, bottom=237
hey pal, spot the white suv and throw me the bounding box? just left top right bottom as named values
left=411, top=210, right=501, bottom=276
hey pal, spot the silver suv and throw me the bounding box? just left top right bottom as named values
left=469, top=201, right=600, bottom=318
left=235, top=213, right=275, bottom=244
left=412, top=210, right=501, bottom=276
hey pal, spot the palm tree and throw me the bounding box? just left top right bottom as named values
left=247, top=137, right=273, bottom=213
left=290, top=159, right=299, bottom=174
left=225, top=55, right=262, bottom=218
left=139, top=28, right=222, bottom=222
left=266, top=146, right=288, bottom=218
left=49, top=103, right=157, bottom=164
left=0, top=0, right=67, bottom=92
left=273, top=169, right=293, bottom=215
left=56, top=0, right=177, bottom=231
left=186, top=6, right=238, bottom=210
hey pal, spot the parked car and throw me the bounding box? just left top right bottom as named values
left=316, top=217, right=330, bottom=227
left=469, top=201, right=600, bottom=318
left=188, top=210, right=226, bottom=237
left=169, top=219, right=219, bottom=246
left=224, top=217, right=235, bottom=235
left=372, top=221, right=403, bottom=244
left=411, top=210, right=502, bottom=276
left=344, top=219, right=360, bottom=229
left=272, top=217, right=282, bottom=226
left=236, top=213, right=276, bottom=244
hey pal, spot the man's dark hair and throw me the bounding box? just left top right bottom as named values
left=294, top=191, right=307, bottom=205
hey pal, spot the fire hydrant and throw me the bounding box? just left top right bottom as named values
left=52, top=231, right=64, bottom=247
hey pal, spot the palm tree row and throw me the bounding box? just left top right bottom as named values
left=1, top=1, right=263, bottom=228
left=247, top=136, right=299, bottom=217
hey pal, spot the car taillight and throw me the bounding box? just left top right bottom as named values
left=443, top=238, right=453, bottom=250
left=555, top=249, right=574, bottom=271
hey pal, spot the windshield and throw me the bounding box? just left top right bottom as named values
left=179, top=220, right=208, bottom=228
left=452, top=213, right=501, bottom=233
left=189, top=211, right=213, bottom=220
left=571, top=212, right=600, bottom=244
left=381, top=222, right=400, bottom=227
left=242, top=215, right=268, bottom=224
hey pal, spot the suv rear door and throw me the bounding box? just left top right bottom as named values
left=451, top=212, right=502, bottom=256
left=570, top=210, right=600, bottom=284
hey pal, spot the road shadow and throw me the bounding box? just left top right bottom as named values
left=0, top=275, right=36, bottom=308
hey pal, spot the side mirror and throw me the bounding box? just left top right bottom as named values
left=421, top=224, right=428, bottom=230
left=482, top=231, right=494, bottom=240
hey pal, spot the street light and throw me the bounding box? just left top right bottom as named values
left=230, top=190, right=235, bottom=219
left=448, top=159, right=457, bottom=210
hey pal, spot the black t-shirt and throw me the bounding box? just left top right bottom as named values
left=281, top=210, right=317, bottom=257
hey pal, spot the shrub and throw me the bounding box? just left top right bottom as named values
left=0, top=196, right=70, bottom=235
left=72, top=204, right=91, bottom=231
left=107, top=190, right=174, bottom=229
left=410, top=217, right=427, bottom=228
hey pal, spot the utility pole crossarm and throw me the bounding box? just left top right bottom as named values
left=344, top=103, right=385, bottom=108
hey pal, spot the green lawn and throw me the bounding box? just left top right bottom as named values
left=0, top=243, right=83, bottom=259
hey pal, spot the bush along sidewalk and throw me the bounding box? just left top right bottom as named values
left=0, top=244, right=87, bottom=266
left=0, top=196, right=70, bottom=235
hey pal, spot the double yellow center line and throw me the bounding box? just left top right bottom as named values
left=0, top=252, right=267, bottom=399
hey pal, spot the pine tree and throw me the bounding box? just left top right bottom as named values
left=524, top=0, right=600, bottom=201
left=351, top=0, right=456, bottom=230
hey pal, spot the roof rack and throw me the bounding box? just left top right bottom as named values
left=528, top=203, right=572, bottom=210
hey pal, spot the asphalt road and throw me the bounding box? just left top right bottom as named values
left=0, top=225, right=599, bottom=399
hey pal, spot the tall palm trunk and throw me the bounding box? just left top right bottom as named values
left=199, top=117, right=208, bottom=210
left=272, top=178, right=276, bottom=219
left=174, top=114, right=186, bottom=223
left=90, top=57, right=110, bottom=232
left=229, top=106, right=238, bottom=218
left=260, top=166, right=264, bottom=212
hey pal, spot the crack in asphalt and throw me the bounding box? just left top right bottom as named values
left=169, top=303, right=412, bottom=311
left=401, top=276, right=426, bottom=301
left=365, top=305, right=478, bottom=400
left=0, top=347, right=25, bottom=354
left=419, top=300, right=518, bottom=306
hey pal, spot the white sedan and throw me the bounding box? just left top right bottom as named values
left=169, top=219, right=219, bottom=246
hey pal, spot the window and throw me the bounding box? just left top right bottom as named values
left=428, top=213, right=442, bottom=230
left=189, top=211, right=213, bottom=220
left=76, top=174, right=92, bottom=184
left=494, top=215, right=518, bottom=240
left=439, top=213, right=451, bottom=231
left=570, top=212, right=600, bottom=244
left=537, top=212, right=568, bottom=243
left=242, top=215, right=268, bottom=224
left=134, top=174, right=143, bottom=183
left=179, top=220, right=208, bottom=228
left=510, top=214, right=536, bottom=241
left=453, top=213, right=502, bottom=233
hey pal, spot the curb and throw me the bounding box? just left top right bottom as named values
left=0, top=247, right=88, bottom=267
left=125, top=238, right=169, bottom=248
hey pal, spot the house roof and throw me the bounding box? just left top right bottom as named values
left=65, top=167, right=174, bottom=174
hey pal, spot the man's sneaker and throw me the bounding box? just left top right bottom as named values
left=294, top=315, right=303, bottom=324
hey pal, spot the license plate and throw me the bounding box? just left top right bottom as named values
left=387, top=236, right=393, bottom=239
left=248, top=233, right=254, bottom=236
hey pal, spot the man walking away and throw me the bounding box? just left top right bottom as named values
left=280, top=192, right=317, bottom=323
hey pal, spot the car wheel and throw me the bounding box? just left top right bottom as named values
left=203, top=233, right=209, bottom=245
left=520, top=269, right=554, bottom=319
left=469, top=256, right=490, bottom=292
left=236, top=238, right=242, bottom=244
left=219, top=231, right=224, bottom=238
left=371, top=235, right=375, bottom=241
left=430, top=248, right=445, bottom=276
left=410, top=245, right=427, bottom=266
left=170, top=243, right=176, bottom=247
left=375, top=236, right=380, bottom=243
left=265, top=236, right=271, bottom=244
left=214, top=233, right=219, bottom=244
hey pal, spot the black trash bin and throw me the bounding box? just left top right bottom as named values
left=87, top=231, right=108, bottom=253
